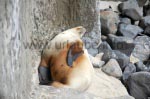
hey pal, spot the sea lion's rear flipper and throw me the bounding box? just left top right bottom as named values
left=38, top=66, right=52, bottom=85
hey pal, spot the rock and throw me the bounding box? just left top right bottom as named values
left=102, top=59, right=122, bottom=78
left=82, top=37, right=99, bottom=56
left=102, top=50, right=117, bottom=62
left=87, top=68, right=130, bottom=98
left=130, top=54, right=140, bottom=64
left=120, top=17, right=131, bottom=24
left=118, top=0, right=142, bottom=21
left=107, top=34, right=135, bottom=56
left=110, top=95, right=134, bottom=99
left=88, top=48, right=98, bottom=56
left=139, top=16, right=150, bottom=29
left=132, top=36, right=150, bottom=61
left=127, top=72, right=150, bottom=99
left=114, top=50, right=130, bottom=70
left=117, top=23, right=143, bottom=39
left=122, top=63, right=136, bottom=83
left=101, top=35, right=108, bottom=41
left=143, top=3, right=150, bottom=16
left=100, top=10, right=120, bottom=35
left=135, top=61, right=150, bottom=72
left=136, top=0, right=148, bottom=7
left=33, top=86, right=96, bottom=99
left=144, top=26, right=150, bottom=36
left=89, top=54, right=105, bottom=68
left=98, top=41, right=112, bottom=53
left=102, top=50, right=130, bottom=70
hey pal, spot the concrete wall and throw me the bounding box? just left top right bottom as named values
left=0, top=0, right=100, bottom=99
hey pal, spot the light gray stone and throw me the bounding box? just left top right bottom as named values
left=118, top=23, right=143, bottom=38
left=102, top=59, right=122, bottom=78
left=132, top=36, right=150, bottom=61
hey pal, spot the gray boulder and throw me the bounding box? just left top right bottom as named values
left=122, top=63, right=136, bottom=83
left=139, top=16, right=150, bottom=29
left=102, top=59, right=123, bottom=78
left=118, top=23, right=143, bottom=38
left=136, top=0, right=148, bottom=7
left=100, top=10, right=120, bottom=35
left=98, top=41, right=112, bottom=53
left=102, top=50, right=130, bottom=70
left=143, top=3, right=150, bottom=16
left=132, top=36, right=150, bottom=61
left=135, top=61, right=150, bottom=72
left=102, top=50, right=117, bottom=63
left=118, top=0, right=142, bottom=21
left=107, top=34, right=135, bottom=56
left=120, top=17, right=131, bottom=24
left=144, top=26, right=150, bottom=36
left=127, top=72, right=150, bottom=99
left=82, top=37, right=98, bottom=56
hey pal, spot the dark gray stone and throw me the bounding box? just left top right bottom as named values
left=118, top=23, right=143, bottom=38
left=98, top=41, right=112, bottom=53
left=120, top=17, right=131, bottom=24
left=143, top=3, right=150, bottom=16
left=132, top=36, right=150, bottom=61
left=107, top=34, right=135, bottom=56
left=127, top=72, right=150, bottom=99
left=135, top=61, right=150, bottom=72
left=144, top=26, right=150, bottom=36
left=101, top=35, right=108, bottom=41
left=118, top=0, right=142, bottom=21
left=139, top=16, right=150, bottom=29
left=114, top=50, right=130, bottom=70
left=102, top=50, right=117, bottom=63
left=136, top=0, right=148, bottom=7
left=102, top=49, right=130, bottom=70
left=100, top=10, right=120, bottom=35
left=122, top=63, right=136, bottom=83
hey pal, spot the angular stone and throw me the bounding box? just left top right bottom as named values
left=143, top=3, right=150, bottom=16
left=122, top=63, right=136, bottom=83
left=101, top=35, right=108, bottom=41
left=120, top=17, right=131, bottom=24
left=144, top=26, right=150, bottom=36
left=98, top=41, right=112, bottom=53
left=132, top=36, right=150, bottom=61
left=89, top=54, right=105, bottom=68
left=102, top=50, right=130, bottom=70
left=82, top=37, right=99, bottom=56
left=135, top=61, right=150, bottom=72
left=136, top=0, right=148, bottom=7
left=127, top=72, right=150, bottom=99
left=102, top=50, right=117, bottom=63
left=102, top=59, right=122, bottom=78
left=100, top=10, right=120, bottom=35
left=139, top=16, right=150, bottom=29
left=118, top=0, right=142, bottom=21
left=118, top=23, right=143, bottom=38
left=107, top=34, right=135, bottom=56
left=114, top=50, right=130, bottom=70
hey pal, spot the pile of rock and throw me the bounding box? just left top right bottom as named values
left=96, top=0, right=150, bottom=99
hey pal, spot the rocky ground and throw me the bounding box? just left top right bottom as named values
left=84, top=0, right=150, bottom=99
